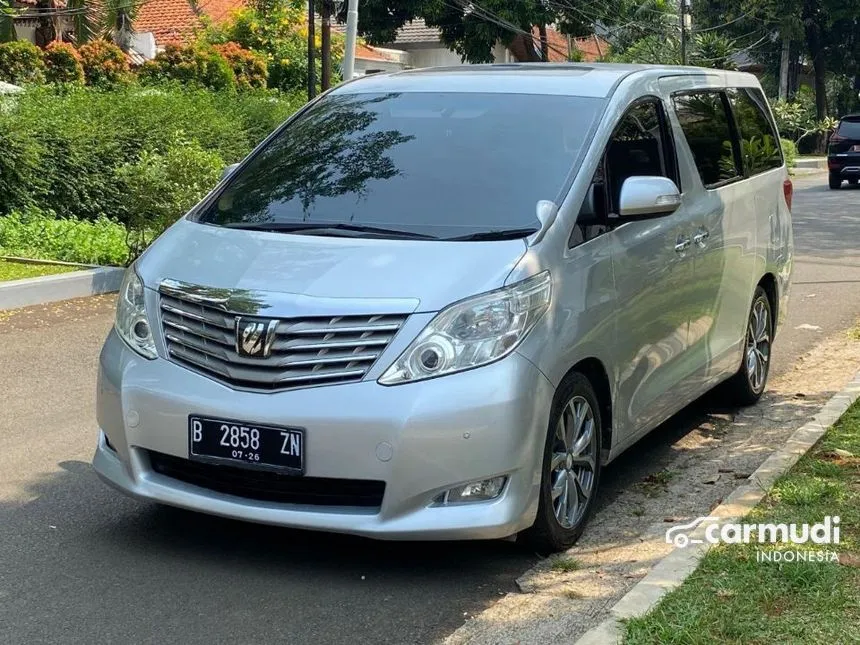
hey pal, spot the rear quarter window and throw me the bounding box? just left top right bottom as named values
left=672, top=91, right=741, bottom=188
left=728, top=88, right=783, bottom=175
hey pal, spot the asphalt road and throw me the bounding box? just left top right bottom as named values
left=1, top=174, right=859, bottom=645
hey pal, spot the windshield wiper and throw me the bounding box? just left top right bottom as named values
left=446, top=228, right=538, bottom=241
left=222, top=221, right=438, bottom=240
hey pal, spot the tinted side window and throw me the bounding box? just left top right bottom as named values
left=673, top=91, right=740, bottom=188
left=606, top=101, right=674, bottom=207
left=572, top=100, right=675, bottom=247
left=729, top=88, right=783, bottom=175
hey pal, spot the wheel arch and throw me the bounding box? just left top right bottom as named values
left=562, top=357, right=614, bottom=463
left=758, top=272, right=778, bottom=336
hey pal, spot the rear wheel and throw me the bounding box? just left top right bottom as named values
left=829, top=174, right=842, bottom=189
left=523, top=373, right=602, bottom=553
left=723, top=286, right=773, bottom=406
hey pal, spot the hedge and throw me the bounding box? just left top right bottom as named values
left=0, top=85, right=303, bottom=235
left=138, top=43, right=236, bottom=91
left=0, top=41, right=45, bottom=85
left=43, top=42, right=85, bottom=85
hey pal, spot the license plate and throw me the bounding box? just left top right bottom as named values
left=189, top=416, right=304, bottom=473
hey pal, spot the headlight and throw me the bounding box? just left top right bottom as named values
left=379, top=271, right=551, bottom=385
left=115, top=266, right=157, bottom=359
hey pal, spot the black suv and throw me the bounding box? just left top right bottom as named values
left=828, top=115, right=860, bottom=189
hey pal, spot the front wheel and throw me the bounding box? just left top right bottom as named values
left=723, top=286, right=773, bottom=406
left=522, top=373, right=602, bottom=553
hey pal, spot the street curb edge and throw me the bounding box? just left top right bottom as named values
left=574, top=368, right=860, bottom=645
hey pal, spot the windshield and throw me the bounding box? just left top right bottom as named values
left=197, top=91, right=604, bottom=239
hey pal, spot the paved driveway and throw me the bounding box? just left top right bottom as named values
left=1, top=174, right=858, bottom=645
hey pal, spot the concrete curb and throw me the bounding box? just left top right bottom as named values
left=574, top=368, right=860, bottom=645
left=0, top=266, right=125, bottom=311
left=795, top=157, right=826, bottom=170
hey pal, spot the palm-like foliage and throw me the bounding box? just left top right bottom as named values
left=67, top=0, right=96, bottom=44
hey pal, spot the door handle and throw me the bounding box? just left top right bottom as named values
left=674, top=235, right=691, bottom=254
left=693, top=228, right=710, bottom=248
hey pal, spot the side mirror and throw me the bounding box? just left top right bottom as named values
left=618, top=176, right=681, bottom=219
left=221, top=163, right=240, bottom=181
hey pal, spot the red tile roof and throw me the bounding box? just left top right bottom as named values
left=355, top=43, right=402, bottom=63
left=134, top=0, right=245, bottom=45
left=572, top=35, right=610, bottom=62
left=529, top=27, right=609, bottom=63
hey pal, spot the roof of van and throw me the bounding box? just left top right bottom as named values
left=334, top=63, right=755, bottom=99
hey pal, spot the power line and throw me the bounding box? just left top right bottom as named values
left=442, top=0, right=572, bottom=61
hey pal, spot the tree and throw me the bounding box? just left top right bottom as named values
left=692, top=0, right=860, bottom=119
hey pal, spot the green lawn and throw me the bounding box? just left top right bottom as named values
left=624, top=401, right=860, bottom=644
left=0, top=259, right=79, bottom=282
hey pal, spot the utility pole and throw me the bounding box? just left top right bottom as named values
left=778, top=36, right=790, bottom=100
left=342, top=0, right=359, bottom=81
left=321, top=1, right=332, bottom=90
left=679, top=0, right=688, bottom=65
left=307, top=0, right=316, bottom=100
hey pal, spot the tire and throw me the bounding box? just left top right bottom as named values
left=829, top=174, right=842, bottom=189
left=522, top=372, right=602, bottom=553
left=723, top=286, right=773, bottom=406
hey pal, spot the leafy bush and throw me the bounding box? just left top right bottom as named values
left=0, top=85, right=302, bottom=227
left=79, top=40, right=130, bottom=87
left=0, top=40, right=45, bottom=85
left=213, top=41, right=267, bottom=90
left=0, top=209, right=128, bottom=266
left=116, top=139, right=224, bottom=257
left=205, top=6, right=342, bottom=92
left=43, top=42, right=85, bottom=85
left=138, top=43, right=236, bottom=91
left=781, top=138, right=797, bottom=169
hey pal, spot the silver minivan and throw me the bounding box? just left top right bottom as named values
left=94, top=64, right=793, bottom=552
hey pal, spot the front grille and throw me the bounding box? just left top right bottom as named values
left=149, top=451, right=386, bottom=509
left=158, top=289, right=407, bottom=391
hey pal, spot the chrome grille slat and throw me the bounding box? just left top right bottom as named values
left=278, top=338, right=391, bottom=351
left=167, top=345, right=368, bottom=385
left=159, top=286, right=407, bottom=391
left=162, top=317, right=234, bottom=347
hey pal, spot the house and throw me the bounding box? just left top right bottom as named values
left=365, top=18, right=608, bottom=76
left=10, top=0, right=70, bottom=45
left=10, top=1, right=607, bottom=72
left=132, top=0, right=244, bottom=55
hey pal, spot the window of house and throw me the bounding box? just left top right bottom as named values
left=572, top=99, right=677, bottom=247
left=728, top=88, right=783, bottom=175
left=673, top=91, right=741, bottom=188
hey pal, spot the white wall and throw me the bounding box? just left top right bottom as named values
left=13, top=25, right=36, bottom=43
left=406, top=43, right=512, bottom=69
left=354, top=59, right=406, bottom=76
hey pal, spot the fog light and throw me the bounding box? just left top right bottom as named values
left=436, top=476, right=507, bottom=505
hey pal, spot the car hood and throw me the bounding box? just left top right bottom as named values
left=136, top=218, right=528, bottom=314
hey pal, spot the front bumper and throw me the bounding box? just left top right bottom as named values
left=94, top=329, right=554, bottom=540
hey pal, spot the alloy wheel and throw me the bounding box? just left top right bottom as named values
left=745, top=298, right=770, bottom=393
left=550, top=396, right=597, bottom=529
